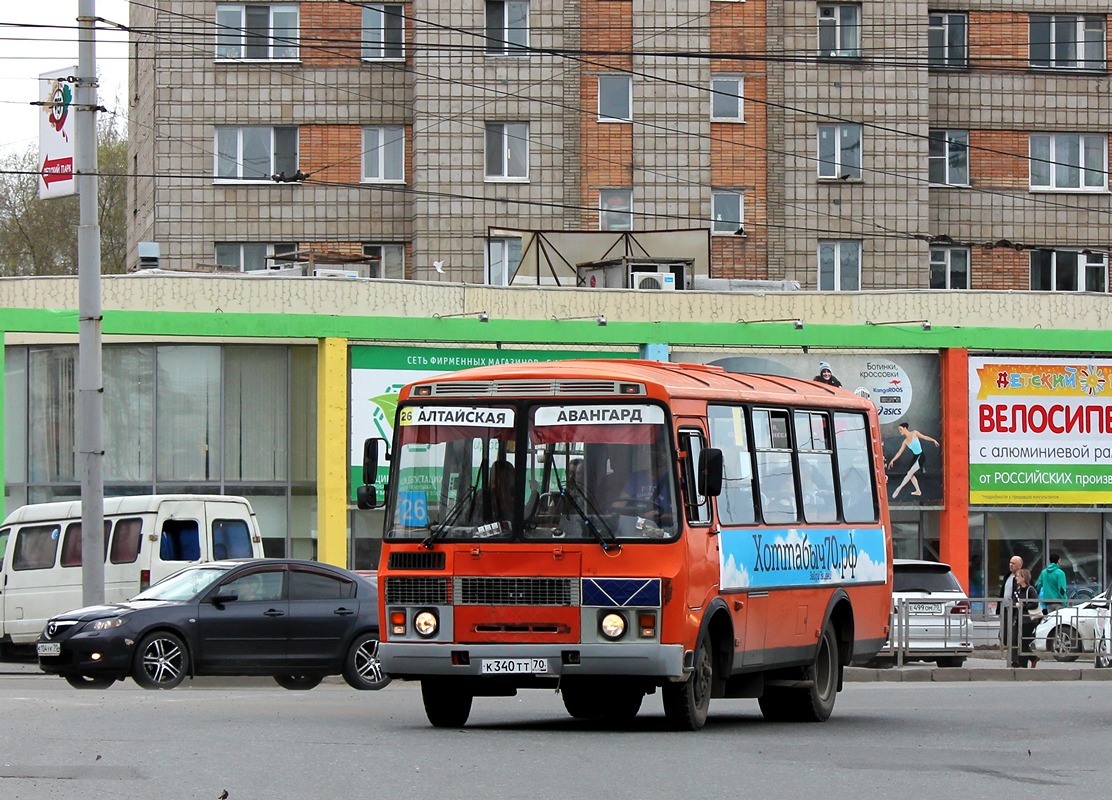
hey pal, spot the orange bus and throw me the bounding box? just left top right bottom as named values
left=359, top=359, right=892, bottom=729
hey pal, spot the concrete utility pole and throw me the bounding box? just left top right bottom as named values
left=76, top=0, right=105, bottom=607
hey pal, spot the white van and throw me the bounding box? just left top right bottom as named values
left=0, top=495, right=264, bottom=655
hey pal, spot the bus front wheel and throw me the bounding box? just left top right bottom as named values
left=662, top=630, right=712, bottom=731
left=759, top=623, right=839, bottom=723
left=421, top=679, right=473, bottom=728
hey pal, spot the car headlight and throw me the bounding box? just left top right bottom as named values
left=600, top=612, right=626, bottom=640
left=414, top=610, right=439, bottom=638
left=89, top=618, right=125, bottom=631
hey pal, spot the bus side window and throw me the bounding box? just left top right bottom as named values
left=754, top=408, right=799, bottom=524
left=212, top=518, right=253, bottom=559
left=795, top=411, right=837, bottom=523
left=678, top=429, right=711, bottom=525
left=834, top=412, right=878, bottom=523
left=708, top=405, right=756, bottom=525
left=160, top=519, right=201, bottom=561
left=110, top=518, right=143, bottom=564
left=0, top=527, right=7, bottom=571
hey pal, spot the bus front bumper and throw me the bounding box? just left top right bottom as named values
left=380, top=642, right=686, bottom=679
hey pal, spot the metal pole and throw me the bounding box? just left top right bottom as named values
left=76, top=0, right=105, bottom=606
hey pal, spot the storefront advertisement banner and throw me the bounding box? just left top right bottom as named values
left=969, top=357, right=1112, bottom=504
left=348, top=346, right=627, bottom=499
left=672, top=352, right=943, bottom=505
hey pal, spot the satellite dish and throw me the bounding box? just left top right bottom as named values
left=433, top=260, right=445, bottom=274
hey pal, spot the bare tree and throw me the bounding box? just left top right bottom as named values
left=0, top=117, right=127, bottom=276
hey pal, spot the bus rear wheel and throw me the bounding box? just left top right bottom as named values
left=421, top=679, right=473, bottom=728
left=662, top=630, right=712, bottom=731
left=759, top=623, right=839, bottom=723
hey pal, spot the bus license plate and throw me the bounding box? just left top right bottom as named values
left=481, top=658, right=548, bottom=674
left=908, top=603, right=942, bottom=615
left=37, top=642, right=61, bottom=656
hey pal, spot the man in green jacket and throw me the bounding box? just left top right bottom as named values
left=1036, top=553, right=1068, bottom=612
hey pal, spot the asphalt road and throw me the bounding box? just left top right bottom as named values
left=1, top=674, right=1109, bottom=800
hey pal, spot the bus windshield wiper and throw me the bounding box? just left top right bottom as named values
left=560, top=481, right=620, bottom=553
left=421, top=482, right=479, bottom=549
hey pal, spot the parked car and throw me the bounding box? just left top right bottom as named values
left=37, top=559, right=390, bottom=691
left=870, top=559, right=972, bottom=668
left=1033, top=586, right=1111, bottom=662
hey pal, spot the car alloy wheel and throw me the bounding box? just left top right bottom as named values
left=343, top=632, right=392, bottom=690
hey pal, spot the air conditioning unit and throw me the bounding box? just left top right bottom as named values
left=313, top=268, right=360, bottom=278
left=634, top=272, right=677, bottom=291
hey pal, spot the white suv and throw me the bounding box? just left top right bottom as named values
left=871, top=559, right=973, bottom=668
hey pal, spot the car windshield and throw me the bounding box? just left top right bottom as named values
left=132, top=566, right=230, bottom=601
left=894, top=567, right=962, bottom=594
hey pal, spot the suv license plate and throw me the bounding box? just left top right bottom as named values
left=908, top=603, right=942, bottom=614
left=37, top=642, right=61, bottom=656
left=481, top=658, right=548, bottom=674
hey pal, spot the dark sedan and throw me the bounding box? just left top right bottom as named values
left=37, top=559, right=391, bottom=691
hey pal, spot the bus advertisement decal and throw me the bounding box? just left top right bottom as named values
left=719, top=527, right=888, bottom=591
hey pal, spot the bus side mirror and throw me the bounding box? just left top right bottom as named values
left=356, top=484, right=379, bottom=510
left=362, top=437, right=389, bottom=485
left=698, top=448, right=723, bottom=497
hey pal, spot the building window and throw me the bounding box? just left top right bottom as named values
left=486, top=237, right=522, bottom=286
left=818, top=4, right=860, bottom=58
left=817, top=123, right=861, bottom=179
left=598, top=75, right=632, bottom=121
left=362, top=126, right=405, bottom=182
left=710, top=76, right=744, bottom=121
left=485, top=0, right=528, bottom=55
left=711, top=191, right=744, bottom=235
left=362, top=5, right=404, bottom=60
left=215, top=126, right=298, bottom=181
left=215, top=4, right=299, bottom=60
left=929, top=247, right=969, bottom=289
left=927, top=11, right=967, bottom=68
left=363, top=243, right=406, bottom=280
left=1030, top=15, right=1105, bottom=70
left=1029, top=133, right=1107, bottom=191
left=818, top=241, right=861, bottom=290
left=1030, top=250, right=1108, bottom=293
left=929, top=130, right=969, bottom=186
left=600, top=189, right=632, bottom=231
left=215, top=243, right=297, bottom=272
left=484, top=122, right=529, bottom=180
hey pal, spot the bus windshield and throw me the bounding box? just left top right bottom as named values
left=385, top=401, right=677, bottom=542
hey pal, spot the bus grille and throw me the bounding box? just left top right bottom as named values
left=384, top=577, right=451, bottom=605
left=388, top=551, right=446, bottom=571
left=454, top=577, right=578, bottom=606
left=419, top=380, right=643, bottom=397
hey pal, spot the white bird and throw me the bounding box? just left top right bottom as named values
left=433, top=260, right=445, bottom=274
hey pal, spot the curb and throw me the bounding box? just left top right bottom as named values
left=845, top=666, right=1112, bottom=682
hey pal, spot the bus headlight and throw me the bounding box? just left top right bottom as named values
left=600, top=612, right=626, bottom=640
left=414, top=610, right=439, bottom=638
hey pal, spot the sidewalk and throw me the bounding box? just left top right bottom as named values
left=845, top=652, right=1112, bottom=682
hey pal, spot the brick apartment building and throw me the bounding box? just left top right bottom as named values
left=127, top=1, right=1112, bottom=292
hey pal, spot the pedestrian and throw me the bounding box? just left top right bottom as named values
left=1012, top=568, right=1041, bottom=668
left=1035, top=552, right=1068, bottom=612
left=998, top=555, right=1022, bottom=652
left=888, top=422, right=940, bottom=498
left=813, top=362, right=842, bottom=387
